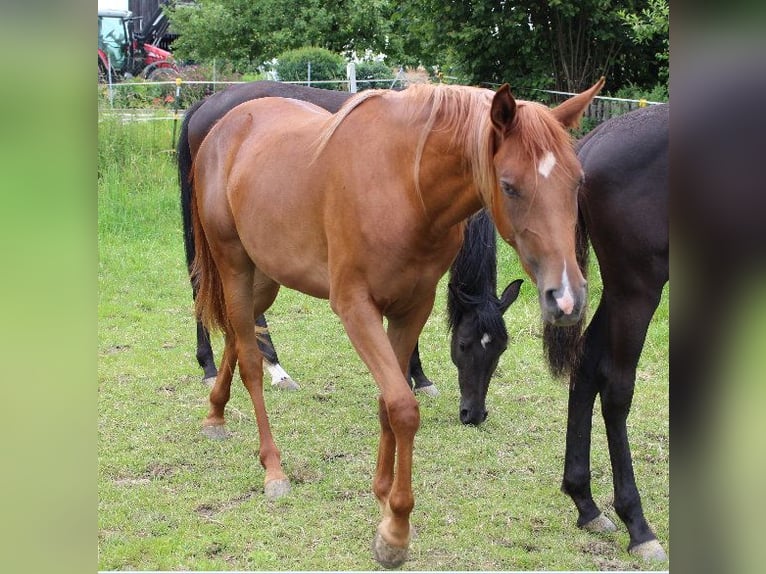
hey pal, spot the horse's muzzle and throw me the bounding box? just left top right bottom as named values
left=459, top=405, right=488, bottom=426
left=542, top=286, right=586, bottom=326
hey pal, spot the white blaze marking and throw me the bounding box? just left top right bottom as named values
left=266, top=362, right=291, bottom=384
left=538, top=151, right=557, bottom=179
left=481, top=333, right=492, bottom=349
left=555, top=263, right=575, bottom=315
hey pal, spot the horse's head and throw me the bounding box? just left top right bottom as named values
left=449, top=280, right=523, bottom=425
left=487, top=79, right=604, bottom=326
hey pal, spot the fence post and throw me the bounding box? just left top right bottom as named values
left=307, top=61, right=311, bottom=87
left=107, top=53, right=114, bottom=108
left=347, top=62, right=357, bottom=93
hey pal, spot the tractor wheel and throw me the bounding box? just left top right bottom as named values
left=145, top=66, right=179, bottom=82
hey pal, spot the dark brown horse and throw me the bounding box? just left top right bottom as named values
left=545, top=103, right=669, bottom=561
left=189, top=81, right=603, bottom=567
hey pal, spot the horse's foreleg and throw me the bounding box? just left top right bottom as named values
left=599, top=289, right=667, bottom=561
left=334, top=295, right=422, bottom=569
left=561, top=304, right=616, bottom=532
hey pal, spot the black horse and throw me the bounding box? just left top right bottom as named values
left=178, top=81, right=522, bottom=417
left=544, top=103, right=669, bottom=561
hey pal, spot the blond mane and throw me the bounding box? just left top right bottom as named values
left=312, top=84, right=575, bottom=210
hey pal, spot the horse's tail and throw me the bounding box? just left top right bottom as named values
left=189, top=176, right=230, bottom=335
left=184, top=106, right=231, bottom=335
left=542, top=207, right=590, bottom=378
left=179, top=98, right=206, bottom=277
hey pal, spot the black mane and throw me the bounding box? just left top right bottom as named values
left=447, top=210, right=505, bottom=337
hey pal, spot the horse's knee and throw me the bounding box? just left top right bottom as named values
left=386, top=393, right=420, bottom=436
left=600, top=380, right=635, bottom=422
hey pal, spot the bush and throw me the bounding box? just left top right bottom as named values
left=611, top=82, right=669, bottom=103
left=275, top=47, right=345, bottom=89
left=352, top=60, right=393, bottom=89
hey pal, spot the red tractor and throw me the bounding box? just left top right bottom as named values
left=98, top=7, right=178, bottom=82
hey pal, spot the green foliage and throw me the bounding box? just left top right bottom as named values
left=388, top=1, right=668, bottom=93
left=618, top=0, right=669, bottom=82
left=356, top=60, right=395, bottom=89
left=166, top=0, right=392, bottom=73
left=275, top=47, right=345, bottom=87
left=611, top=82, right=669, bottom=103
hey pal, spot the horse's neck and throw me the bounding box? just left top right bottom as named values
left=418, top=151, right=485, bottom=235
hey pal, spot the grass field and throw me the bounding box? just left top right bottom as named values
left=97, top=114, right=668, bottom=571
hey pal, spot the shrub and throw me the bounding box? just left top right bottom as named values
left=352, top=60, right=393, bottom=90
left=275, top=47, right=345, bottom=89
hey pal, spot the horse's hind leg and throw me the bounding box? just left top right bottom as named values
left=408, top=341, right=439, bottom=396
left=238, top=273, right=289, bottom=498
left=255, top=314, right=300, bottom=390
left=207, top=249, right=288, bottom=498
left=202, top=335, right=237, bottom=440
left=196, top=321, right=218, bottom=386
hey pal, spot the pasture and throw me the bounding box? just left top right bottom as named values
left=97, top=113, right=668, bottom=570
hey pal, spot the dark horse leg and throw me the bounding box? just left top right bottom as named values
left=195, top=313, right=298, bottom=390
left=407, top=342, right=438, bottom=396
left=562, top=278, right=667, bottom=560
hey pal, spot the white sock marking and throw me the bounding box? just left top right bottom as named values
left=266, top=362, right=291, bottom=384
left=538, top=151, right=557, bottom=178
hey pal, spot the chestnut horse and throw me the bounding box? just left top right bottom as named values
left=189, top=80, right=603, bottom=567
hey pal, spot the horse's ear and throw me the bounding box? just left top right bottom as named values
left=551, top=76, right=606, bottom=129
left=491, top=84, right=517, bottom=136
left=498, top=279, right=523, bottom=314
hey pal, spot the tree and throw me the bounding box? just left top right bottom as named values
left=387, top=0, right=667, bottom=94
left=166, top=0, right=392, bottom=71
left=618, top=0, right=669, bottom=83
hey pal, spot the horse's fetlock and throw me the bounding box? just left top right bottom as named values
left=561, top=469, right=591, bottom=497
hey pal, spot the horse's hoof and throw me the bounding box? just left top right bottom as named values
left=630, top=539, right=667, bottom=561
left=581, top=512, right=617, bottom=533
left=273, top=378, right=300, bottom=391
left=372, top=529, right=409, bottom=569
left=414, top=383, right=439, bottom=397
left=264, top=478, right=291, bottom=500
left=202, top=376, right=216, bottom=388
left=201, top=424, right=230, bottom=441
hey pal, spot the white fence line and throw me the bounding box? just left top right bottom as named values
left=98, top=76, right=664, bottom=126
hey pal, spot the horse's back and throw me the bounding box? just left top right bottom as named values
left=578, top=105, right=669, bottom=284
left=187, top=82, right=349, bottom=153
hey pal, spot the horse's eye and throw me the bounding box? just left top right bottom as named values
left=501, top=180, right=520, bottom=198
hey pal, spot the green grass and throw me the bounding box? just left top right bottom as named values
left=98, top=116, right=668, bottom=571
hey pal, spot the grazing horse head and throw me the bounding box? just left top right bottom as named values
left=486, top=79, right=605, bottom=326
left=449, top=279, right=523, bottom=425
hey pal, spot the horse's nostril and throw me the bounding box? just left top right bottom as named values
left=460, top=409, right=470, bottom=424
left=544, top=288, right=558, bottom=307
